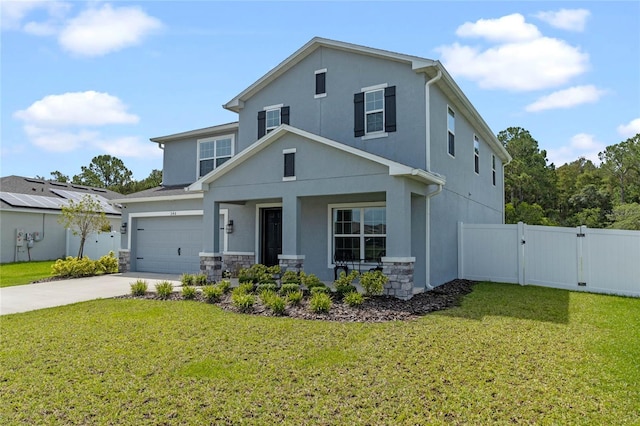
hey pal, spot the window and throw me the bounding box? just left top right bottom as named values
left=315, top=68, right=326, bottom=97
left=198, top=136, right=233, bottom=177
left=257, top=105, right=290, bottom=138
left=492, top=155, right=497, bottom=186
left=332, top=205, right=386, bottom=263
left=474, top=135, right=480, bottom=174
left=354, top=85, right=396, bottom=138
left=447, top=107, right=455, bottom=157
left=283, top=148, right=295, bottom=180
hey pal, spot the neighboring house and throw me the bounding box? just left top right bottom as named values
left=0, top=175, right=122, bottom=263
left=115, top=37, right=511, bottom=299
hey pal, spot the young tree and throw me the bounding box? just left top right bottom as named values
left=58, top=195, right=110, bottom=258
left=598, top=134, right=640, bottom=204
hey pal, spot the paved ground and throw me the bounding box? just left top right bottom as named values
left=0, top=273, right=182, bottom=316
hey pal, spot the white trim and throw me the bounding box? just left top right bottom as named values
left=111, top=192, right=203, bottom=204
left=255, top=202, right=282, bottom=264
left=473, top=134, right=480, bottom=175
left=326, top=202, right=386, bottom=268
left=381, top=256, right=416, bottom=263
left=282, top=148, right=297, bottom=154
left=197, top=133, right=235, bottom=180
left=361, top=82, right=388, bottom=92
left=220, top=208, right=229, bottom=254
left=127, top=210, right=203, bottom=254
left=314, top=68, right=327, bottom=74
left=199, top=252, right=216, bottom=257
left=314, top=93, right=327, bottom=99
left=282, top=176, right=296, bottom=182
left=361, top=132, right=388, bottom=141
left=0, top=207, right=64, bottom=215
left=223, top=251, right=254, bottom=256
left=447, top=105, right=456, bottom=158
left=278, top=254, right=306, bottom=260
left=263, top=103, right=284, bottom=111
left=150, top=122, right=238, bottom=143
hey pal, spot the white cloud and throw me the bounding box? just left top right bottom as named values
left=14, top=91, right=139, bottom=127
left=617, top=118, right=640, bottom=138
left=534, top=9, right=591, bottom=32
left=58, top=3, right=162, bottom=57
left=1, top=0, right=70, bottom=31
left=456, top=13, right=541, bottom=42
left=437, top=37, right=589, bottom=91
left=93, top=136, right=162, bottom=159
left=547, top=133, right=604, bottom=166
left=23, top=125, right=99, bottom=152
left=525, top=85, right=607, bottom=112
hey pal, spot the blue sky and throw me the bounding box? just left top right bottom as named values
left=2, top=1, right=639, bottom=181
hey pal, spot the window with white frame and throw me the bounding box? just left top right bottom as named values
left=265, top=108, right=281, bottom=133
left=492, top=154, right=497, bottom=186
left=365, top=89, right=385, bottom=134
left=332, top=205, right=386, bottom=263
left=474, top=135, right=480, bottom=174
left=198, top=136, right=233, bottom=177
left=447, top=107, right=455, bottom=157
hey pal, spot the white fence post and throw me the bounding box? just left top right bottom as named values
left=457, top=221, right=464, bottom=279
left=517, top=222, right=525, bottom=285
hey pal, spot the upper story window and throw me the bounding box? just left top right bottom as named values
left=474, top=135, right=480, bottom=174
left=447, top=107, right=455, bottom=157
left=258, top=104, right=290, bottom=139
left=354, top=84, right=396, bottom=139
left=315, top=68, right=327, bottom=98
left=492, top=154, right=497, bottom=186
left=198, top=135, right=234, bottom=177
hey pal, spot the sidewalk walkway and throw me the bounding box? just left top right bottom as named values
left=0, top=273, right=181, bottom=315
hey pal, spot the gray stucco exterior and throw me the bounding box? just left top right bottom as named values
left=118, top=37, right=510, bottom=298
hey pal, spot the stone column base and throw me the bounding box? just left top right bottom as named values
left=278, top=255, right=305, bottom=273
left=381, top=257, right=415, bottom=300
left=118, top=249, right=130, bottom=273
left=222, top=253, right=255, bottom=278
left=200, top=253, right=223, bottom=282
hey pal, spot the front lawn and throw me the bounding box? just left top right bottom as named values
left=0, top=260, right=55, bottom=288
left=1, top=282, right=638, bottom=424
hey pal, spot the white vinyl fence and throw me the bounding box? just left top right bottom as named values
left=66, top=230, right=120, bottom=259
left=458, top=222, right=640, bottom=297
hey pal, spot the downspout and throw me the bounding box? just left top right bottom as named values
left=424, top=68, right=442, bottom=290
left=501, top=156, right=512, bottom=224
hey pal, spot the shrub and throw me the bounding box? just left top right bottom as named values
left=238, top=264, right=272, bottom=284
left=51, top=256, right=97, bottom=278
left=259, top=289, right=277, bottom=305
left=335, top=284, right=357, bottom=296
left=130, top=280, right=148, bottom=296
left=232, top=291, right=255, bottom=312
left=280, top=283, right=301, bottom=295
left=280, top=270, right=301, bottom=284
left=194, top=273, right=209, bottom=286
left=301, top=272, right=323, bottom=289
left=217, top=279, right=231, bottom=293
left=267, top=294, right=286, bottom=315
left=344, top=291, right=365, bottom=307
left=97, top=251, right=118, bottom=274
left=286, top=290, right=303, bottom=306
left=202, top=285, right=223, bottom=303
left=256, top=283, right=277, bottom=293
left=359, top=270, right=388, bottom=296
left=182, top=285, right=197, bottom=300
left=334, top=270, right=359, bottom=294
left=180, top=273, right=195, bottom=286
left=236, top=282, right=255, bottom=294
left=309, top=292, right=332, bottom=313
left=155, top=281, right=174, bottom=300
left=310, top=286, right=330, bottom=295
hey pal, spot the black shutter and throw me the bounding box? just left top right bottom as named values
left=257, top=110, right=266, bottom=139
left=385, top=86, right=396, bottom=133
left=281, top=106, right=290, bottom=125
left=284, top=152, right=295, bottom=177
left=354, top=92, right=365, bottom=137
left=315, top=72, right=326, bottom=95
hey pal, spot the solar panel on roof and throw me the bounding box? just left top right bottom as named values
left=49, top=189, right=120, bottom=214
left=49, top=182, right=68, bottom=187
left=71, top=185, right=88, bottom=190
left=0, top=192, right=67, bottom=209
left=25, top=178, right=45, bottom=184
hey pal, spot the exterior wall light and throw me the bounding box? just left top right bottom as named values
left=120, top=222, right=128, bottom=234
left=226, top=220, right=234, bottom=234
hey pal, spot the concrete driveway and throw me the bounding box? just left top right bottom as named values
left=0, top=273, right=182, bottom=315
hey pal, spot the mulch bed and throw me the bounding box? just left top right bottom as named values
left=118, top=279, right=476, bottom=323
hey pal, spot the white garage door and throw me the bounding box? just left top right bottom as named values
left=135, top=216, right=203, bottom=274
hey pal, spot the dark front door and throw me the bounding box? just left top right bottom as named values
left=261, top=208, right=282, bottom=266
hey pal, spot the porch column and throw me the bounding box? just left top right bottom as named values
left=279, top=194, right=304, bottom=272
left=200, top=200, right=222, bottom=282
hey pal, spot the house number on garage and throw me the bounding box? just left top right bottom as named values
left=169, top=211, right=177, bottom=216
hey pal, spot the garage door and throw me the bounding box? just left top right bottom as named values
left=135, top=216, right=203, bottom=274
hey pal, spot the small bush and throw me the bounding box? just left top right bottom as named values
left=232, top=291, right=255, bottom=312
left=155, top=281, right=174, bottom=300
left=310, top=286, right=330, bottom=295
left=334, top=270, right=359, bottom=293
left=97, top=251, right=118, bottom=274
left=180, top=273, right=195, bottom=286
left=202, top=285, right=223, bottom=303
left=267, top=294, right=286, bottom=315
left=280, top=270, right=301, bottom=284
left=335, top=284, right=357, bottom=296
left=280, top=283, right=301, bottom=295
left=256, top=283, right=277, bottom=293
left=130, top=280, right=148, bottom=296
left=217, top=279, right=231, bottom=293
left=236, top=282, right=255, bottom=294
left=51, top=256, right=97, bottom=278
left=182, top=285, right=197, bottom=300
left=259, top=289, right=277, bottom=305
left=344, top=291, right=365, bottom=307
left=301, top=272, right=323, bottom=289
left=359, top=270, right=388, bottom=296
left=286, top=290, right=303, bottom=306
left=194, top=273, right=209, bottom=286
left=309, top=292, right=332, bottom=313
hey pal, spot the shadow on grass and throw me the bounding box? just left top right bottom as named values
left=440, top=282, right=570, bottom=324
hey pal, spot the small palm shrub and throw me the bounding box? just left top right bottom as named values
left=309, top=292, right=332, bottom=313
left=343, top=291, right=365, bottom=307
left=301, top=272, right=323, bottom=289
left=280, top=283, right=301, bottom=295
left=334, top=270, right=359, bottom=294
left=232, top=290, right=255, bottom=312
left=259, top=289, right=277, bottom=305
left=359, top=270, right=388, bottom=296
left=155, top=281, right=174, bottom=299
left=236, top=282, right=255, bottom=294
left=202, top=285, right=223, bottom=303
left=217, top=279, right=231, bottom=293
left=310, top=286, right=330, bottom=295
left=194, top=273, right=209, bottom=286
left=180, top=273, right=195, bottom=286
left=182, top=285, right=197, bottom=300
left=286, top=290, right=303, bottom=306
left=130, top=280, right=148, bottom=296
left=256, top=283, right=277, bottom=293
left=280, top=270, right=301, bottom=285
left=267, top=294, right=286, bottom=315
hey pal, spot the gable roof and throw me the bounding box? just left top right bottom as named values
left=110, top=184, right=203, bottom=204
left=150, top=121, right=239, bottom=144
left=188, top=124, right=446, bottom=192
left=223, top=37, right=510, bottom=163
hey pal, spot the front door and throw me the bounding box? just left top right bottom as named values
left=261, top=208, right=282, bottom=266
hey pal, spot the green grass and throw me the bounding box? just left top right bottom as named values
left=0, top=260, right=55, bottom=287
left=1, top=282, right=638, bottom=425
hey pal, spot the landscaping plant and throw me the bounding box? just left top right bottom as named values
left=285, top=290, right=303, bottom=306
left=182, top=285, right=197, bottom=300
left=130, top=280, right=148, bottom=296
left=180, top=273, right=195, bottom=286
left=359, top=270, right=388, bottom=296
left=202, top=285, right=223, bottom=303
left=334, top=270, right=359, bottom=295
left=155, top=281, right=174, bottom=300
left=309, top=292, right=332, bottom=313
left=343, top=291, right=365, bottom=307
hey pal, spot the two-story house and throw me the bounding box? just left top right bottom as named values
left=114, top=37, right=511, bottom=299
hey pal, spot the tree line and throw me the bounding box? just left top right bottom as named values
left=501, top=127, right=640, bottom=230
